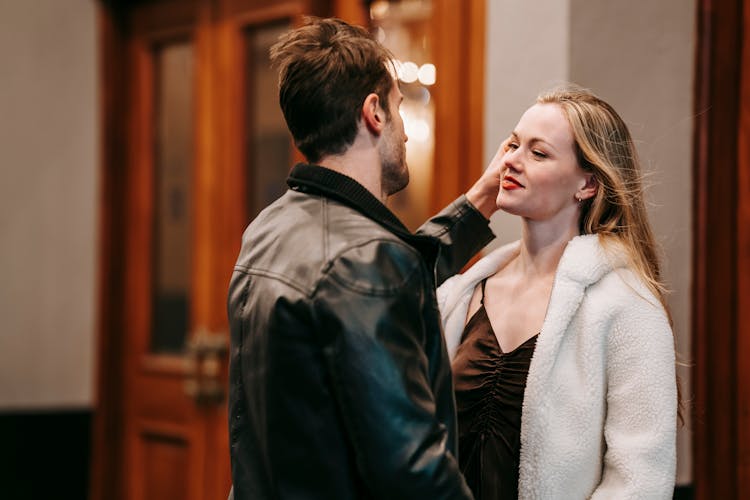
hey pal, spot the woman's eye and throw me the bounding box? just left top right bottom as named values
left=508, top=142, right=519, bottom=150
left=532, top=150, right=547, bottom=159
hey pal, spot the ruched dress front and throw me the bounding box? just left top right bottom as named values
left=452, top=279, right=538, bottom=500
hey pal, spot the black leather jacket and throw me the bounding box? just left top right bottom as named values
left=228, top=164, right=493, bottom=499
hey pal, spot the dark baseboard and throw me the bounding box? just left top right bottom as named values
left=0, top=409, right=92, bottom=500
left=0, top=410, right=693, bottom=500
left=674, top=484, right=694, bottom=500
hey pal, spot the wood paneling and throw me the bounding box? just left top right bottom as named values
left=430, top=0, right=485, bottom=213
left=692, top=0, right=743, bottom=497
left=738, top=0, right=750, bottom=493
left=193, top=0, right=219, bottom=329
left=91, top=5, right=128, bottom=500
left=333, top=0, right=367, bottom=25
left=141, top=434, right=190, bottom=500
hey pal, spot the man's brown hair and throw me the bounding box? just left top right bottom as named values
left=270, top=17, right=395, bottom=163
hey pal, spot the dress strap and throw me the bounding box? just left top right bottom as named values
left=479, top=278, right=488, bottom=306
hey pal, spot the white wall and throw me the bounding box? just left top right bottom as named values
left=485, top=0, right=695, bottom=485
left=0, top=0, right=98, bottom=409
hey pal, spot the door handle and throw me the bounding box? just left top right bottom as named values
left=184, top=328, right=228, bottom=406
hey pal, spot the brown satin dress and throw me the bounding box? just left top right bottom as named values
left=452, top=279, right=538, bottom=500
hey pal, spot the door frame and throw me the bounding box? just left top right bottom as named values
left=91, top=3, right=129, bottom=499
left=692, top=0, right=750, bottom=497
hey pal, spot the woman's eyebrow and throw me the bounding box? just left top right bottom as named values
left=513, top=132, right=559, bottom=153
left=529, top=137, right=557, bottom=152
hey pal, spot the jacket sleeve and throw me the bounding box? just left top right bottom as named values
left=416, top=195, right=494, bottom=285
left=590, top=294, right=677, bottom=499
left=312, top=239, right=474, bottom=500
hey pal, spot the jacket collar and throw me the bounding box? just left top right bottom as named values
left=446, top=234, right=627, bottom=301
left=441, top=235, right=631, bottom=358
left=452, top=235, right=630, bottom=388
left=287, top=163, right=439, bottom=262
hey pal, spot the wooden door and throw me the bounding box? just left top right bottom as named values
left=92, top=1, right=483, bottom=498
left=92, top=1, right=325, bottom=499
left=120, top=3, right=226, bottom=500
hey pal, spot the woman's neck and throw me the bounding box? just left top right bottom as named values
left=514, top=214, right=580, bottom=278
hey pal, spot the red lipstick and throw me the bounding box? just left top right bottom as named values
left=502, top=175, right=524, bottom=190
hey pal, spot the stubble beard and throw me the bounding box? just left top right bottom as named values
left=380, top=127, right=409, bottom=197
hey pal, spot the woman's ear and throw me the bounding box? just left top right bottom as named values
left=362, top=93, right=385, bottom=136
left=577, top=173, right=598, bottom=201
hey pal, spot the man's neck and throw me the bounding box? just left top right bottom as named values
left=317, top=137, right=385, bottom=203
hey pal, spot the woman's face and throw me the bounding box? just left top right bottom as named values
left=496, top=103, right=589, bottom=221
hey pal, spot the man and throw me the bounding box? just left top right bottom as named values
left=228, top=17, right=500, bottom=499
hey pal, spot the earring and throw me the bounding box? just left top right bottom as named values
left=575, top=194, right=582, bottom=203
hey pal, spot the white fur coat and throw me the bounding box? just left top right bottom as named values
left=438, top=235, right=676, bottom=499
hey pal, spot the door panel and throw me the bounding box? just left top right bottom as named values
left=123, top=4, right=204, bottom=500
left=142, top=434, right=189, bottom=500
left=243, top=21, right=293, bottom=221
left=151, top=40, right=195, bottom=354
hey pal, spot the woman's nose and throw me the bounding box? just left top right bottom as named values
left=503, top=149, right=522, bottom=171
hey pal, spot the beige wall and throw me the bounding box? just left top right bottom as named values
left=568, top=0, right=695, bottom=484
left=484, top=0, right=572, bottom=243
left=0, top=0, right=97, bottom=409
left=484, top=0, right=695, bottom=485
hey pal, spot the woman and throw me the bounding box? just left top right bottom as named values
left=438, top=85, right=677, bottom=499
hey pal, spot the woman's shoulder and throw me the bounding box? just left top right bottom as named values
left=580, top=274, right=672, bottom=361
left=560, top=235, right=666, bottom=316
left=587, top=268, right=662, bottom=312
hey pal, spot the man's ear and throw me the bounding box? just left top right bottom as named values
left=577, top=173, right=598, bottom=201
left=362, top=93, right=385, bottom=135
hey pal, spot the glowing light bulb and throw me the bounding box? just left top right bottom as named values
left=399, top=61, right=419, bottom=83
left=370, top=1, right=389, bottom=20
left=418, top=63, right=436, bottom=86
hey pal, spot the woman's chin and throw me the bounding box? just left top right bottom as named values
left=496, top=196, right=518, bottom=214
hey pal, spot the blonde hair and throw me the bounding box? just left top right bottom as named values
left=537, top=85, right=667, bottom=310
left=537, top=84, right=684, bottom=422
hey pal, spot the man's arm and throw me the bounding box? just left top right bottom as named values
left=312, top=240, right=474, bottom=500
left=416, top=142, right=506, bottom=284
left=417, top=196, right=493, bottom=284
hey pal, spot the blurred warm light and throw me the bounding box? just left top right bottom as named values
left=409, top=119, right=430, bottom=142
left=370, top=0, right=434, bottom=230
left=370, top=1, right=390, bottom=20
left=419, top=88, right=431, bottom=105
left=392, top=60, right=436, bottom=86
left=399, top=61, right=419, bottom=83
left=375, top=26, right=386, bottom=43
left=400, top=109, right=431, bottom=143
left=418, top=63, right=436, bottom=86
